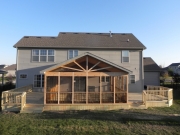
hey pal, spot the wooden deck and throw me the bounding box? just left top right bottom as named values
left=1, top=85, right=173, bottom=113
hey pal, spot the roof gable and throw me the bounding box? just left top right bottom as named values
left=40, top=52, right=132, bottom=74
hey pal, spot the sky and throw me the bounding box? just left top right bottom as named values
left=0, top=0, right=180, bottom=67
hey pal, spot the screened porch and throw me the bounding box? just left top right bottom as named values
left=42, top=54, right=130, bottom=105
left=45, top=74, right=128, bottom=104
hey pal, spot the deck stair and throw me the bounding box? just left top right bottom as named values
left=20, top=92, right=44, bottom=113
left=129, top=102, right=146, bottom=109
left=20, top=104, right=44, bottom=113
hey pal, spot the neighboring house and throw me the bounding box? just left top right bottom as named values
left=4, top=64, right=17, bottom=77
left=0, top=65, right=8, bottom=77
left=0, top=65, right=8, bottom=70
left=143, top=57, right=161, bottom=86
left=167, top=63, right=180, bottom=75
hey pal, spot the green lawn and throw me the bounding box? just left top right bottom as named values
left=1, top=90, right=180, bottom=135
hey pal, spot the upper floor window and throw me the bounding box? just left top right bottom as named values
left=32, top=49, right=54, bottom=62
left=68, top=50, right=78, bottom=59
left=122, top=50, right=129, bottom=63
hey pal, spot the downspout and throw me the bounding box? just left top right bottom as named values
left=16, top=48, right=18, bottom=88
left=141, top=50, right=144, bottom=90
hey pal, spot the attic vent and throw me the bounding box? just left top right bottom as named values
left=36, top=37, right=41, bottom=38
left=98, top=33, right=102, bottom=34
left=122, top=34, right=126, bottom=35
left=50, top=37, right=56, bottom=39
left=86, top=33, right=90, bottom=34
left=74, top=33, right=78, bottom=34
left=127, top=39, right=129, bottom=42
left=24, top=36, right=29, bottom=38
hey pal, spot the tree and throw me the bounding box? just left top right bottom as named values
left=172, top=73, right=180, bottom=88
left=160, top=72, right=169, bottom=85
left=5, top=74, right=14, bottom=83
left=159, top=64, right=165, bottom=68
left=168, top=68, right=174, bottom=77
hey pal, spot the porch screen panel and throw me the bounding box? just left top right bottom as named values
left=60, top=77, right=72, bottom=103
left=88, top=77, right=100, bottom=103
left=115, top=76, right=127, bottom=103
left=101, top=76, right=113, bottom=103
left=74, top=77, right=86, bottom=103
left=46, top=76, right=58, bottom=103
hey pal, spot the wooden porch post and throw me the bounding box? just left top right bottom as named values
left=122, top=76, right=124, bottom=91
left=86, top=56, right=88, bottom=104
left=126, top=75, right=128, bottom=103
left=100, top=74, right=102, bottom=104
left=44, top=73, right=46, bottom=104
left=58, top=72, right=60, bottom=104
left=114, top=76, right=115, bottom=104
left=72, top=72, right=74, bottom=104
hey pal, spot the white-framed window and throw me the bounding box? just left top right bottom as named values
left=68, top=50, right=78, bottom=59
left=101, top=76, right=110, bottom=82
left=19, top=74, right=28, bottom=79
left=130, top=75, right=135, bottom=84
left=122, top=50, right=129, bottom=63
left=34, top=74, right=44, bottom=88
left=32, top=49, right=54, bottom=62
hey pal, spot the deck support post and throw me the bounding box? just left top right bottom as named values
left=86, top=56, right=88, bottom=104
left=122, top=76, right=124, bottom=91
left=126, top=75, right=128, bottom=103
left=58, top=72, right=60, bottom=104
left=44, top=73, right=46, bottom=104
left=100, top=74, right=102, bottom=104
left=72, top=72, right=74, bottom=104
left=114, top=76, right=115, bottom=104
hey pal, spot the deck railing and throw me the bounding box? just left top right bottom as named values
left=142, top=86, right=173, bottom=105
left=21, top=92, right=26, bottom=109
left=46, top=91, right=127, bottom=104
left=1, top=91, right=27, bottom=111
left=7, top=84, right=33, bottom=92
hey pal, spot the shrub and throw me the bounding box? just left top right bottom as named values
left=0, top=81, right=15, bottom=92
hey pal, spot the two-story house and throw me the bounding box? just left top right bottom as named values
left=14, top=32, right=146, bottom=107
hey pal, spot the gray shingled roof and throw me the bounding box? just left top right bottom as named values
left=169, top=63, right=180, bottom=66
left=0, top=70, right=7, bottom=74
left=14, top=32, right=146, bottom=49
left=144, top=57, right=161, bottom=72
left=4, top=64, right=16, bottom=71
left=0, top=65, right=6, bottom=69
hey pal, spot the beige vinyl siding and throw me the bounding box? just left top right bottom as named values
left=17, top=48, right=143, bottom=92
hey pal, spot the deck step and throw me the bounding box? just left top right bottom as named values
left=128, top=102, right=146, bottom=109
left=20, top=104, right=44, bottom=113
left=20, top=110, right=43, bottom=113
left=130, top=104, right=146, bottom=109
left=129, top=104, right=147, bottom=109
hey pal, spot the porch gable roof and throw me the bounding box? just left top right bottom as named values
left=40, top=52, right=132, bottom=74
